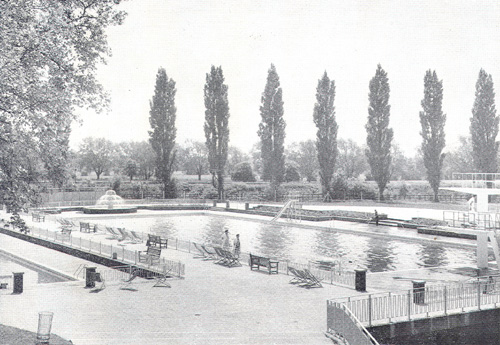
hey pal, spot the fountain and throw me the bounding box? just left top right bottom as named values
left=82, top=190, right=138, bottom=214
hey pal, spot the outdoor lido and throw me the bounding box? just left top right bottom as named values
left=2, top=174, right=500, bottom=344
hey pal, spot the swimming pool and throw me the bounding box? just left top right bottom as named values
left=0, top=251, right=72, bottom=285
left=72, top=211, right=478, bottom=273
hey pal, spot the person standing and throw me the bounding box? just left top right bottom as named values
left=222, top=229, right=231, bottom=250
left=233, top=234, right=241, bottom=258
left=374, top=210, right=379, bottom=226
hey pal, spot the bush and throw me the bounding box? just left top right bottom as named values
left=285, top=163, right=301, bottom=182
left=231, top=162, right=256, bottom=182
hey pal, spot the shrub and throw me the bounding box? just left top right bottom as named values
left=231, top=162, right=256, bottom=182
left=285, top=163, right=301, bottom=182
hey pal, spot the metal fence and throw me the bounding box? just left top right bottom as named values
left=329, top=278, right=500, bottom=327
left=27, top=225, right=185, bottom=278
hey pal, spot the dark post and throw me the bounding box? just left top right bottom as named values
left=85, top=267, right=97, bottom=288
left=412, top=280, right=426, bottom=304
left=12, top=272, right=24, bottom=294
left=355, top=269, right=367, bottom=292
left=245, top=202, right=249, bottom=210
left=225, top=201, right=230, bottom=209
left=212, top=200, right=217, bottom=207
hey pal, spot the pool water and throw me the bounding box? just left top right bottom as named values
left=75, top=212, right=477, bottom=273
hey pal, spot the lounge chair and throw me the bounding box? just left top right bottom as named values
left=117, top=228, right=137, bottom=244
left=105, top=226, right=124, bottom=241
left=129, top=230, right=144, bottom=243
left=288, top=267, right=308, bottom=285
left=201, top=245, right=217, bottom=260
left=192, top=242, right=207, bottom=259
left=153, top=266, right=172, bottom=288
left=120, top=269, right=140, bottom=291
left=213, top=247, right=228, bottom=265
left=302, top=269, right=323, bottom=288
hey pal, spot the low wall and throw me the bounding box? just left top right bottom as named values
left=368, top=309, right=500, bottom=345
left=0, top=227, right=161, bottom=277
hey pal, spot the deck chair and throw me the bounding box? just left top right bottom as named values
left=302, top=269, right=323, bottom=288
left=153, top=266, right=172, bottom=288
left=288, top=267, right=308, bottom=285
left=213, top=247, right=228, bottom=265
left=221, top=249, right=241, bottom=267
left=120, top=269, right=140, bottom=291
left=130, top=230, right=144, bottom=243
left=105, top=226, right=123, bottom=241
left=192, top=242, right=207, bottom=259
left=117, top=228, right=136, bottom=244
left=201, top=245, right=217, bottom=260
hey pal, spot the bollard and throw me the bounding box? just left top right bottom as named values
left=85, top=267, right=97, bottom=288
left=36, top=311, right=54, bottom=344
left=112, top=252, right=117, bottom=260
left=225, top=201, right=230, bottom=209
left=412, top=280, right=426, bottom=304
left=355, top=269, right=367, bottom=292
left=245, top=202, right=249, bottom=210
left=12, top=272, right=24, bottom=294
left=212, top=200, right=217, bottom=207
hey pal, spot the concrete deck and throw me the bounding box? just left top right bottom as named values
left=0, top=204, right=491, bottom=344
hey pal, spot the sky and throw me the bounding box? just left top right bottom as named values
left=71, top=0, right=500, bottom=156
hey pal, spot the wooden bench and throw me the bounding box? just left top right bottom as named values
left=249, top=253, right=279, bottom=274
left=80, top=222, right=96, bottom=233
left=32, top=212, right=45, bottom=222
left=138, top=246, right=161, bottom=265
left=147, top=234, right=168, bottom=248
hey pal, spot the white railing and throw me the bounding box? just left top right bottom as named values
left=329, top=278, right=500, bottom=327
left=326, top=301, right=379, bottom=345
left=25, top=225, right=185, bottom=278
left=443, top=211, right=500, bottom=229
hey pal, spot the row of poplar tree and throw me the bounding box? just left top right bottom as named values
left=149, top=64, right=499, bottom=202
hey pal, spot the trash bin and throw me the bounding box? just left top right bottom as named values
left=13, top=272, right=24, bottom=294
left=245, top=203, right=249, bottom=210
left=355, top=269, right=367, bottom=292
left=225, top=201, right=230, bottom=209
left=85, top=267, right=97, bottom=288
left=212, top=200, right=217, bottom=207
left=412, top=280, right=426, bottom=304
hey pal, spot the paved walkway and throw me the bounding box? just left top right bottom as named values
left=0, top=204, right=490, bottom=344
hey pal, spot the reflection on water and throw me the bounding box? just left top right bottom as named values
left=365, top=237, right=395, bottom=272
left=418, top=243, right=448, bottom=268
left=82, top=213, right=477, bottom=272
left=255, top=223, right=293, bottom=259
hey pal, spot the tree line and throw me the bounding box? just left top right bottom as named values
left=143, top=63, right=499, bottom=202
left=1, top=0, right=498, bottom=212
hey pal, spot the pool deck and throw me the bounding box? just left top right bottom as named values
left=0, top=204, right=492, bottom=344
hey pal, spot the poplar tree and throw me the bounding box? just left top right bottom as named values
left=149, top=68, right=177, bottom=198
left=470, top=69, right=499, bottom=173
left=420, top=70, right=446, bottom=202
left=204, top=66, right=230, bottom=200
left=313, top=72, right=338, bottom=196
left=258, top=64, right=286, bottom=187
left=366, top=64, right=393, bottom=200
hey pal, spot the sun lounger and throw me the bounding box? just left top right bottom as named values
left=120, top=269, right=139, bottom=290
left=288, top=267, right=308, bottom=285
left=117, top=228, right=138, bottom=244
left=201, top=245, right=217, bottom=260
left=192, top=242, right=207, bottom=259
left=105, top=226, right=124, bottom=241
left=130, top=230, right=144, bottom=243
left=153, top=266, right=172, bottom=288
left=214, top=247, right=241, bottom=267
left=302, top=269, right=323, bottom=288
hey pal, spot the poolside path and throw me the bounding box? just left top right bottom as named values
left=0, top=204, right=490, bottom=344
